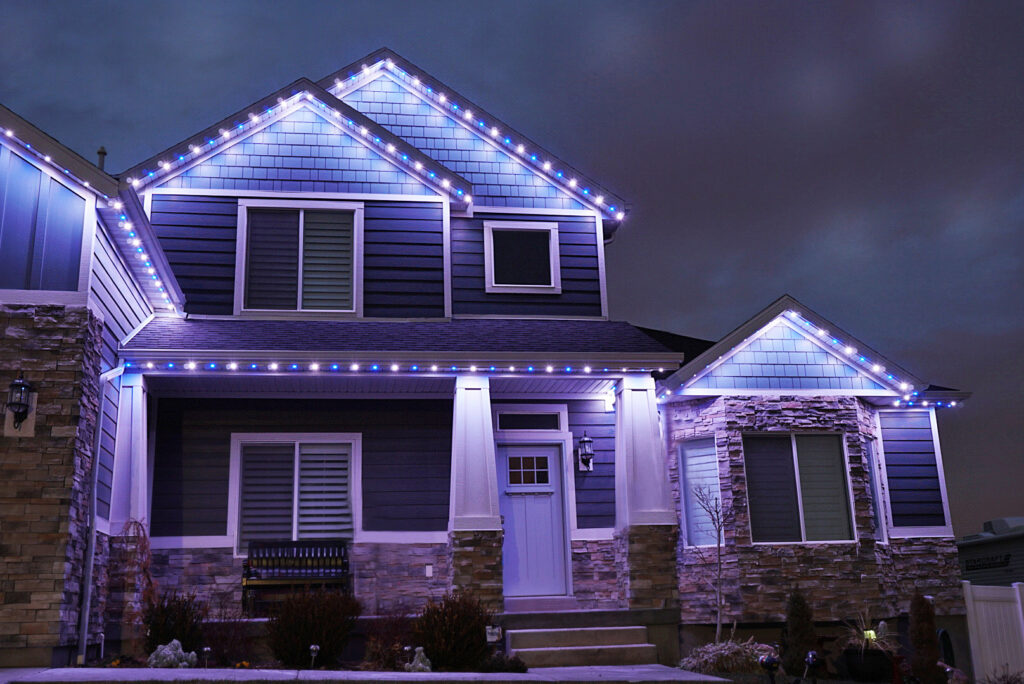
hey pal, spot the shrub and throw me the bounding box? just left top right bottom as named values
left=981, top=666, right=1024, bottom=684
left=362, top=610, right=415, bottom=671
left=910, top=592, right=944, bottom=684
left=411, top=590, right=491, bottom=671
left=266, top=590, right=362, bottom=668
left=480, top=651, right=528, bottom=673
left=680, top=638, right=773, bottom=674
left=143, top=591, right=206, bottom=655
left=780, top=588, right=817, bottom=675
left=203, top=596, right=253, bottom=666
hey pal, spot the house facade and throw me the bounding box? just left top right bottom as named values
left=0, top=49, right=970, bottom=668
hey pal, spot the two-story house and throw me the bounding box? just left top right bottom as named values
left=0, top=48, right=970, bottom=669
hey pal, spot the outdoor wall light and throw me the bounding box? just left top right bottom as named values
left=576, top=432, right=594, bottom=472
left=6, top=373, right=32, bottom=429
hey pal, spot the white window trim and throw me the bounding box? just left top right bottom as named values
left=863, top=436, right=890, bottom=543
left=678, top=436, right=723, bottom=548
left=743, top=432, right=859, bottom=545
left=0, top=144, right=96, bottom=303
left=873, top=408, right=954, bottom=539
left=483, top=220, right=561, bottom=294
left=226, top=432, right=362, bottom=558
left=494, top=405, right=567, bottom=432
left=233, top=199, right=364, bottom=317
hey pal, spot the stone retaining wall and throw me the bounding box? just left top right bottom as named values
left=664, top=395, right=964, bottom=624
left=0, top=304, right=103, bottom=666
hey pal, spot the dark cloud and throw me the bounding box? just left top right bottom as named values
left=2, top=0, right=1021, bottom=535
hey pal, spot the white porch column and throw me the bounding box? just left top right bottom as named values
left=109, top=374, right=149, bottom=531
left=614, top=374, right=675, bottom=529
left=449, top=375, right=501, bottom=531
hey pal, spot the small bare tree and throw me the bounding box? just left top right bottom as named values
left=689, top=485, right=734, bottom=643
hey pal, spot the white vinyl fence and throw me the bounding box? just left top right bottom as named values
left=963, top=580, right=1024, bottom=679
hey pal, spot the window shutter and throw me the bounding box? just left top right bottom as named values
left=238, top=443, right=295, bottom=552
left=297, top=442, right=352, bottom=540
left=680, top=438, right=721, bottom=546
left=492, top=229, right=552, bottom=286
left=879, top=411, right=946, bottom=527
left=302, top=210, right=353, bottom=310
left=35, top=179, right=85, bottom=290
left=794, top=435, right=853, bottom=541
left=245, top=209, right=298, bottom=309
left=743, top=434, right=801, bottom=542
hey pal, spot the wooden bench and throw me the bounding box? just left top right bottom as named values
left=241, top=539, right=351, bottom=616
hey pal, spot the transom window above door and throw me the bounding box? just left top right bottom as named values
left=236, top=200, right=363, bottom=315
left=483, top=221, right=561, bottom=294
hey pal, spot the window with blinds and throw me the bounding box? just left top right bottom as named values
left=237, top=440, right=353, bottom=554
left=243, top=208, right=355, bottom=311
left=742, top=433, right=853, bottom=543
left=680, top=438, right=722, bottom=546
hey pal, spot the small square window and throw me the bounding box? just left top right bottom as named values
left=484, top=221, right=561, bottom=294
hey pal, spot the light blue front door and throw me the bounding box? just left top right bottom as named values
left=497, top=444, right=569, bottom=597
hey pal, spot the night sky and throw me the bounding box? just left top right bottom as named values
left=3, top=1, right=1021, bottom=536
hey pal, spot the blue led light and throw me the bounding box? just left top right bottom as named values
left=565, top=366, right=572, bottom=372
left=530, top=155, right=537, bottom=161
left=331, top=364, right=339, bottom=371
left=610, top=206, right=616, bottom=212
left=136, top=248, right=143, bottom=253
left=504, top=137, right=511, bottom=144
left=178, top=155, right=184, bottom=161
left=208, top=139, right=215, bottom=145
left=374, top=137, right=381, bottom=143
left=428, top=171, right=436, bottom=178
left=237, top=123, right=243, bottom=130
left=451, top=365, right=457, bottom=371
left=208, top=363, right=216, bottom=369
left=167, top=363, right=175, bottom=369
left=527, top=366, right=534, bottom=372
left=402, top=154, right=409, bottom=161
left=125, top=362, right=132, bottom=367
left=583, top=188, right=590, bottom=195
left=147, top=171, right=154, bottom=177
left=603, top=368, right=609, bottom=372
left=489, top=366, right=496, bottom=371
left=556, top=171, right=563, bottom=178
left=371, top=364, right=380, bottom=371
left=411, top=365, right=418, bottom=371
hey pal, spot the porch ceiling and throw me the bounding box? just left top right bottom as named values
left=145, top=373, right=456, bottom=398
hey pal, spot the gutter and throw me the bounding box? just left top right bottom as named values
left=76, top=365, right=124, bottom=665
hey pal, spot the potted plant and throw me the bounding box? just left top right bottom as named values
left=837, top=613, right=899, bottom=681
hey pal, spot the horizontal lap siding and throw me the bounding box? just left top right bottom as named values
left=150, top=398, right=453, bottom=537
left=150, top=195, right=238, bottom=314
left=452, top=214, right=602, bottom=317
left=879, top=410, right=946, bottom=527
left=363, top=201, right=444, bottom=317
left=90, top=222, right=151, bottom=518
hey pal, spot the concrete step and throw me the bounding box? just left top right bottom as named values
left=511, top=643, right=659, bottom=668
left=508, top=625, right=649, bottom=650
left=504, top=596, right=579, bottom=613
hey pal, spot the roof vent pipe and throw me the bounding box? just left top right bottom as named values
left=96, top=146, right=107, bottom=171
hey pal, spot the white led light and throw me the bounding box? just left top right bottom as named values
left=360, top=126, right=368, bottom=136
left=922, top=400, right=929, bottom=406
left=816, top=329, right=827, bottom=337
left=227, top=362, right=238, bottom=370
left=130, top=239, right=141, bottom=247
left=390, top=364, right=399, bottom=372
left=414, top=161, right=423, bottom=170
left=350, top=363, right=360, bottom=371
left=441, top=178, right=450, bottom=188
left=431, top=364, right=438, bottom=372
left=596, top=196, right=604, bottom=205
left=309, top=363, right=320, bottom=371
left=185, top=362, right=196, bottom=370
left=659, top=367, right=664, bottom=372
left=190, top=145, right=200, bottom=155
left=412, top=77, right=420, bottom=86
left=249, top=113, right=259, bottom=123
left=139, top=253, right=148, bottom=261
left=872, top=364, right=882, bottom=373
left=516, top=144, right=525, bottom=154
left=385, top=58, right=394, bottom=68
left=543, top=161, right=551, bottom=171
left=546, top=365, right=554, bottom=373
left=464, top=110, right=473, bottom=120
left=387, top=143, right=396, bottom=153
left=221, top=130, right=230, bottom=139
left=508, top=365, right=515, bottom=371
left=893, top=400, right=901, bottom=406
left=439, top=94, right=447, bottom=103
left=584, top=366, right=591, bottom=373
left=44, top=156, right=51, bottom=162
left=900, top=382, right=909, bottom=391
left=268, top=362, right=279, bottom=371
left=844, top=346, right=855, bottom=355
left=469, top=365, right=477, bottom=372
left=616, top=211, right=625, bottom=220
left=490, top=127, right=499, bottom=137
left=145, top=362, right=154, bottom=369
left=903, top=394, right=911, bottom=401
left=123, top=221, right=133, bottom=230
left=4, top=130, right=12, bottom=137
left=950, top=401, right=957, bottom=407
left=155, top=281, right=162, bottom=288
left=113, top=201, right=123, bottom=210
left=147, top=268, right=155, bottom=274
left=160, top=161, right=170, bottom=170
left=464, top=195, right=472, bottom=203
left=568, top=178, right=577, bottom=188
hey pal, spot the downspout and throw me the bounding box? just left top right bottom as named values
left=77, top=365, right=124, bottom=665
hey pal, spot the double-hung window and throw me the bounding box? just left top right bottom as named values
left=231, top=434, right=358, bottom=555
left=237, top=200, right=362, bottom=314
left=483, top=221, right=561, bottom=294
left=742, top=433, right=854, bottom=543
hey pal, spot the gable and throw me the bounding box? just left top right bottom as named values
left=340, top=74, right=584, bottom=210
left=158, top=106, right=438, bottom=196
left=687, top=318, right=889, bottom=393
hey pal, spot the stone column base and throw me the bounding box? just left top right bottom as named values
left=616, top=524, right=679, bottom=609
left=449, top=529, right=503, bottom=613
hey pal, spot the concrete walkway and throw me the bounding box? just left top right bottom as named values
left=3, top=666, right=726, bottom=683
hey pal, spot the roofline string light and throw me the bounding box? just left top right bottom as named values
left=110, top=205, right=177, bottom=312
left=126, top=91, right=471, bottom=203
left=328, top=58, right=626, bottom=221
left=2, top=128, right=113, bottom=201
left=123, top=362, right=654, bottom=375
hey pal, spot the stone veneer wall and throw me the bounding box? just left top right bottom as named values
left=615, top=525, right=680, bottom=610
left=0, top=304, right=103, bottom=666
left=449, top=530, right=503, bottom=612
left=665, top=395, right=964, bottom=624
left=138, top=543, right=450, bottom=619
left=571, top=539, right=622, bottom=609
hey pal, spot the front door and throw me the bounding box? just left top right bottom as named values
left=497, top=444, right=569, bottom=597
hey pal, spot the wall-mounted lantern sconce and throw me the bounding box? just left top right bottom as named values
left=576, top=432, right=594, bottom=472
left=6, top=374, right=33, bottom=429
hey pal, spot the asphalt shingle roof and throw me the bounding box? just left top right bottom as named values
left=125, top=317, right=690, bottom=356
